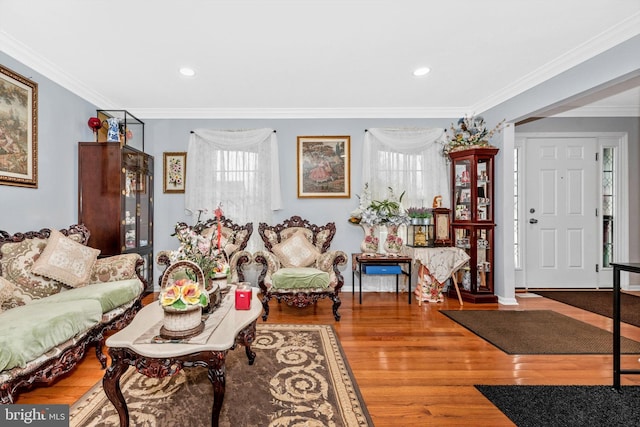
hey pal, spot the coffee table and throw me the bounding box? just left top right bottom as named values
left=103, top=289, right=262, bottom=427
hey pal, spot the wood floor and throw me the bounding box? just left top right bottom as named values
left=15, top=290, right=640, bottom=426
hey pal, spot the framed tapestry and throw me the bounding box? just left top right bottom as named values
left=297, top=135, right=350, bottom=198
left=0, top=65, right=38, bottom=188
left=163, top=152, right=187, bottom=193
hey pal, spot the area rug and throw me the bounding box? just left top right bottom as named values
left=534, top=290, right=640, bottom=327
left=70, top=324, right=373, bottom=427
left=476, top=385, right=640, bottom=427
left=440, top=310, right=640, bottom=354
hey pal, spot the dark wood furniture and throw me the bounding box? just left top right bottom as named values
left=612, top=262, right=640, bottom=390
left=448, top=147, right=498, bottom=303
left=78, top=142, right=154, bottom=292
left=351, top=253, right=412, bottom=304
left=254, top=216, right=347, bottom=321
left=103, top=291, right=262, bottom=427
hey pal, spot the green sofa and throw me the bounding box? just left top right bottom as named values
left=0, top=224, right=145, bottom=404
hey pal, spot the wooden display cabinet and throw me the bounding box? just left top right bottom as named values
left=448, top=147, right=498, bottom=303
left=78, top=142, right=154, bottom=292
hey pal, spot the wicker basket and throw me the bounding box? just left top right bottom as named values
left=159, top=260, right=206, bottom=339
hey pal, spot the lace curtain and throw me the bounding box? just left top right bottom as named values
left=363, top=127, right=450, bottom=208
left=185, top=128, right=282, bottom=252
left=360, top=127, right=450, bottom=292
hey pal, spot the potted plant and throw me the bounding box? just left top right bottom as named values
left=407, top=207, right=432, bottom=225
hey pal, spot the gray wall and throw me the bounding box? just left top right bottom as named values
left=147, top=118, right=451, bottom=286
left=0, top=52, right=97, bottom=232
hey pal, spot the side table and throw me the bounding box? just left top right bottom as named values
left=103, top=289, right=262, bottom=427
left=352, top=253, right=412, bottom=304
left=403, top=246, right=470, bottom=305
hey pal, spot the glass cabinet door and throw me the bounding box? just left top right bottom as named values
left=476, top=157, right=493, bottom=222
left=123, top=155, right=138, bottom=251
left=122, top=149, right=153, bottom=252
left=452, top=224, right=494, bottom=294
left=453, top=158, right=472, bottom=221
left=475, top=226, right=493, bottom=293
left=137, top=154, right=153, bottom=250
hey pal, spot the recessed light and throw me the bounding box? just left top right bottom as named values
left=179, top=67, right=196, bottom=77
left=413, top=67, right=430, bottom=77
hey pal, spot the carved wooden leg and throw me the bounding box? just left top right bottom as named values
left=261, top=295, right=270, bottom=321
left=103, top=348, right=130, bottom=427
left=332, top=295, right=341, bottom=321
left=237, top=320, right=257, bottom=365
left=95, top=340, right=108, bottom=369
left=207, top=364, right=226, bottom=427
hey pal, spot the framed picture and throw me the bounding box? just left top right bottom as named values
left=0, top=65, right=38, bottom=188
left=163, top=152, right=186, bottom=193
left=297, top=135, right=350, bottom=198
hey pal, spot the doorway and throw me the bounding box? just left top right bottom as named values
left=515, top=132, right=628, bottom=289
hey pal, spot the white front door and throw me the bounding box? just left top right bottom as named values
left=524, top=137, right=598, bottom=287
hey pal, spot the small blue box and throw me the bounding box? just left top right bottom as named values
left=364, top=265, right=402, bottom=275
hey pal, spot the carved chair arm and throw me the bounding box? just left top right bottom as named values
left=229, top=250, right=252, bottom=283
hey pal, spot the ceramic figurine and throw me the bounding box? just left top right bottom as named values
left=106, top=118, right=120, bottom=142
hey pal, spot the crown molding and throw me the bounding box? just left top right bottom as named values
left=127, top=107, right=466, bottom=120
left=0, top=30, right=118, bottom=109
left=473, top=12, right=640, bottom=114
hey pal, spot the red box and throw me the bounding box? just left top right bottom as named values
left=235, top=285, right=252, bottom=310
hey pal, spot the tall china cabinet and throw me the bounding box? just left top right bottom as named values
left=78, top=142, right=154, bottom=292
left=448, top=146, right=498, bottom=303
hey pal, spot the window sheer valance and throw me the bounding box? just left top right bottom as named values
left=185, top=128, right=282, bottom=244
left=362, top=128, right=450, bottom=209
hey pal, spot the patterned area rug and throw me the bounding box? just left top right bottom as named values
left=70, top=324, right=373, bottom=427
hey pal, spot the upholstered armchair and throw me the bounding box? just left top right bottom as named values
left=253, top=216, right=347, bottom=321
left=156, top=216, right=253, bottom=286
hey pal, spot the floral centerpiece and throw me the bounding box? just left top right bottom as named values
left=169, top=203, right=232, bottom=281
left=442, top=115, right=506, bottom=156
left=160, top=277, right=208, bottom=310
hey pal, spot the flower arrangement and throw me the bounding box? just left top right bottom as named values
left=169, top=204, right=231, bottom=280
left=160, top=278, right=208, bottom=310
left=349, top=183, right=410, bottom=226
left=442, top=115, right=506, bottom=156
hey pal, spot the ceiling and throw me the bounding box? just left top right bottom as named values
left=1, top=0, right=639, bottom=119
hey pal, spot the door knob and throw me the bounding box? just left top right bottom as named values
left=529, top=218, right=538, bottom=224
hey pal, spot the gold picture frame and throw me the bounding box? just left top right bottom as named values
left=0, top=65, right=38, bottom=188
left=163, top=152, right=186, bottom=193
left=297, top=135, right=350, bottom=198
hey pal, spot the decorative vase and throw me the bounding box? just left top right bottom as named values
left=383, top=224, right=403, bottom=254
left=377, top=224, right=388, bottom=254
left=360, top=223, right=378, bottom=253
left=106, top=117, right=120, bottom=142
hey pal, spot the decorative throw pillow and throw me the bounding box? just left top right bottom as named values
left=0, top=276, right=16, bottom=313
left=272, top=230, right=320, bottom=268
left=31, top=229, right=100, bottom=288
left=0, top=237, right=63, bottom=305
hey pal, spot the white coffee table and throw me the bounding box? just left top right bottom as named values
left=103, top=289, right=262, bottom=427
